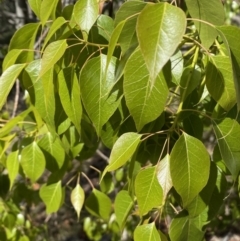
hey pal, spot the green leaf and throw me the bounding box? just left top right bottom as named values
left=39, top=40, right=68, bottom=78
left=183, top=114, right=203, bottom=140
left=9, top=23, right=40, bottom=63
left=26, top=60, right=56, bottom=132
left=40, top=0, right=59, bottom=26
left=37, top=132, right=65, bottom=171
left=40, top=181, right=62, bottom=214
left=73, top=0, right=99, bottom=39
left=114, top=190, right=134, bottom=230
left=20, top=142, right=46, bottom=182
left=124, top=48, right=168, bottom=130
left=169, top=212, right=204, bottom=241
left=157, top=154, right=172, bottom=200
left=71, top=183, right=85, bottom=219
left=6, top=150, right=19, bottom=190
left=206, top=56, right=236, bottom=111
left=58, top=67, right=82, bottom=134
left=80, top=54, right=121, bottom=135
left=0, top=64, right=26, bottom=110
left=135, top=166, right=163, bottom=216
left=28, top=0, right=41, bottom=19
left=42, top=17, right=67, bottom=50
left=103, top=132, right=142, bottom=177
left=185, top=0, right=225, bottom=49
left=170, top=133, right=210, bottom=206
left=213, top=118, right=240, bottom=179
left=137, top=3, right=186, bottom=84
left=217, top=26, right=240, bottom=110
left=171, top=50, right=183, bottom=85
left=85, top=189, right=112, bottom=221
left=2, top=49, right=23, bottom=72
left=134, top=223, right=160, bottom=241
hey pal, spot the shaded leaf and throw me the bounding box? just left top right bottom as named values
left=213, top=118, right=240, bottom=179
left=137, top=3, right=186, bottom=84
left=134, top=223, right=160, bottom=241
left=40, top=181, right=62, bottom=213
left=170, top=133, right=210, bottom=206
left=6, top=150, right=19, bottom=190
left=80, top=54, right=121, bottom=135
left=58, top=67, right=82, bottom=134
left=115, top=190, right=134, bottom=230
left=157, top=154, right=172, bottom=200
left=21, top=142, right=46, bottom=182
left=135, top=166, right=163, bottom=216
left=71, top=183, right=85, bottom=219
left=171, top=50, right=183, bottom=85
left=85, top=189, right=112, bottom=221
left=124, top=48, right=168, bottom=130
left=0, top=64, right=26, bottom=110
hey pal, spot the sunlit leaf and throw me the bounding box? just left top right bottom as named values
left=6, top=150, right=19, bottom=190
left=40, top=0, right=59, bottom=26
left=134, top=223, right=160, bottom=241
left=71, top=183, right=85, bottom=219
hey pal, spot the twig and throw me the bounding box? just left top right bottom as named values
left=11, top=79, right=20, bottom=118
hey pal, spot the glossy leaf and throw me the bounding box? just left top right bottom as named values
left=39, top=40, right=67, bottom=78
left=6, top=150, right=19, bottom=190
left=135, top=166, right=163, bottom=216
left=170, top=133, right=210, bottom=206
left=213, top=118, right=240, bottom=179
left=134, top=223, right=160, bottom=241
left=28, top=0, right=41, bottom=19
left=58, top=67, right=82, bottom=134
left=103, top=132, right=142, bottom=176
left=26, top=60, right=56, bottom=132
left=137, top=3, right=186, bottom=84
left=20, top=142, right=46, bottom=182
left=206, top=56, right=236, bottom=111
left=124, top=48, right=168, bottom=130
left=42, top=17, right=67, bottom=50
left=40, top=0, right=59, bottom=26
left=80, top=54, right=121, bottom=135
left=169, top=212, right=204, bottom=241
left=185, top=0, right=225, bottom=49
left=0, top=64, right=26, bottom=110
left=73, top=0, right=98, bottom=38
left=114, top=190, right=134, bottom=230
left=40, top=181, right=62, bottom=214
left=71, top=183, right=85, bottom=219
left=157, top=154, right=172, bottom=200
left=85, top=189, right=112, bottom=221
left=37, top=132, right=65, bottom=171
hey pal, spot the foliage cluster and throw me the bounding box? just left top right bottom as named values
left=1, top=0, right=240, bottom=240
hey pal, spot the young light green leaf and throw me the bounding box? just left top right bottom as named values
left=213, top=118, right=240, bottom=179
left=2, top=49, right=23, bottom=72
left=115, top=190, right=134, bottom=230
left=169, top=212, right=204, bottom=241
left=26, top=60, right=56, bottom=132
left=104, top=132, right=142, bottom=175
left=206, top=56, right=236, bottom=111
left=134, top=223, right=160, bottom=241
left=80, top=54, right=121, bottom=135
left=21, top=142, right=46, bottom=182
left=39, top=40, right=67, bottom=78
left=0, top=64, right=26, bottom=110
left=40, top=0, right=59, bottom=26
left=157, top=154, right=172, bottom=201
left=42, top=17, right=67, bottom=50
left=170, top=133, right=210, bottom=206
left=185, top=0, right=225, bottom=49
left=73, top=0, right=98, bottom=39
left=6, top=150, right=19, bottom=190
left=58, top=67, right=82, bottom=134
left=71, top=183, right=85, bottom=219
left=135, top=166, right=163, bottom=216
left=37, top=132, right=65, bottom=171
left=85, top=189, right=112, bottom=221
left=40, top=181, right=62, bottom=214
left=28, top=0, right=41, bottom=19
left=137, top=3, right=186, bottom=85
left=124, top=48, right=168, bottom=130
